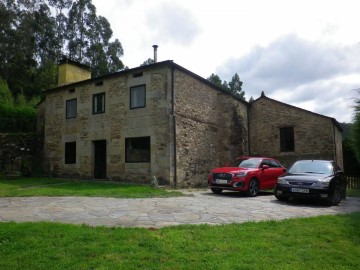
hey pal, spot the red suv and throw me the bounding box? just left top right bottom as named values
left=208, top=156, right=286, bottom=196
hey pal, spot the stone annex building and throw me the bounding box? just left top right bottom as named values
left=38, top=58, right=343, bottom=188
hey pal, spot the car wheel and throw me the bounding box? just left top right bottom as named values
left=248, top=178, right=259, bottom=197
left=327, top=186, right=342, bottom=206
left=211, top=188, right=223, bottom=194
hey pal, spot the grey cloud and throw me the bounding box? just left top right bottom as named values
left=146, top=3, right=201, bottom=45
left=219, top=34, right=360, bottom=97
left=217, top=34, right=360, bottom=122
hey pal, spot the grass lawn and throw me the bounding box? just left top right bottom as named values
left=348, top=188, right=360, bottom=198
left=0, top=177, right=183, bottom=198
left=0, top=213, right=359, bottom=270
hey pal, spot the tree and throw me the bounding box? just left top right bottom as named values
left=0, top=0, right=125, bottom=99
left=0, top=77, right=13, bottom=106
left=67, top=0, right=124, bottom=77
left=207, top=73, right=245, bottom=100
left=207, top=73, right=222, bottom=87
left=350, top=89, right=360, bottom=163
left=228, top=73, right=245, bottom=100
left=140, top=58, right=155, bottom=66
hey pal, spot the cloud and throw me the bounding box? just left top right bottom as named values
left=217, top=34, right=360, bottom=122
left=146, top=3, right=201, bottom=45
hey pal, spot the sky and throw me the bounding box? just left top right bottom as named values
left=92, top=0, right=360, bottom=123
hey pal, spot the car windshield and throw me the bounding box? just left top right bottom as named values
left=289, top=161, right=333, bottom=175
left=238, top=158, right=262, bottom=168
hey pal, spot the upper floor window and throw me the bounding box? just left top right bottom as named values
left=130, top=85, right=146, bottom=109
left=280, top=127, right=294, bottom=152
left=66, top=99, right=77, bottom=119
left=93, top=92, right=105, bottom=114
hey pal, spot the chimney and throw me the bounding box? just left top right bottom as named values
left=153, top=45, right=158, bottom=63
left=57, top=58, right=91, bottom=86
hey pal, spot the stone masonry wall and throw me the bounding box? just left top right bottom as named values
left=174, top=70, right=248, bottom=188
left=249, top=96, right=340, bottom=168
left=43, top=66, right=173, bottom=184
left=0, top=133, right=43, bottom=176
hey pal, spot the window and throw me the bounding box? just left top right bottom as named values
left=93, top=92, right=105, bottom=114
left=133, top=72, right=143, bottom=78
left=280, top=127, right=294, bottom=152
left=130, top=85, right=146, bottom=109
left=65, top=142, right=76, bottom=164
left=125, top=137, right=150, bottom=163
left=66, top=99, right=77, bottom=119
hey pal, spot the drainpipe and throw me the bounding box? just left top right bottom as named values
left=247, top=103, right=251, bottom=155
left=171, top=67, right=177, bottom=188
left=333, top=123, right=337, bottom=163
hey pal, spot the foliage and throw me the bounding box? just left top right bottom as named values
left=0, top=178, right=184, bottom=198
left=140, top=58, right=155, bottom=66
left=0, top=77, right=13, bottom=106
left=0, top=213, right=359, bottom=269
left=0, top=0, right=125, bottom=100
left=343, top=136, right=360, bottom=176
left=207, top=73, right=246, bottom=100
left=350, top=89, right=360, bottom=163
left=0, top=103, right=37, bottom=133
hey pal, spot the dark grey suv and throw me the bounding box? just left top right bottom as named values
left=274, top=160, right=346, bottom=205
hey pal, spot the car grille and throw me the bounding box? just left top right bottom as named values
left=213, top=173, right=233, bottom=180
left=288, top=181, right=316, bottom=187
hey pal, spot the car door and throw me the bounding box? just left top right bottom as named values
left=259, top=159, right=273, bottom=189
left=267, top=159, right=285, bottom=188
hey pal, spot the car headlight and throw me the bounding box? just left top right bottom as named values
left=234, top=172, right=247, bottom=177
left=277, top=178, right=288, bottom=185
left=313, top=181, right=330, bottom=188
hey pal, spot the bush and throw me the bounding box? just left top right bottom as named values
left=0, top=104, right=37, bottom=133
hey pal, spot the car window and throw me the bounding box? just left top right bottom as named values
left=239, top=158, right=262, bottom=168
left=289, top=161, right=333, bottom=175
left=269, top=160, right=282, bottom=168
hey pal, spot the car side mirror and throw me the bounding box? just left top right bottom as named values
left=262, top=165, right=269, bottom=170
left=335, top=170, right=344, bottom=176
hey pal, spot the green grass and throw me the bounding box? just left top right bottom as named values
left=348, top=189, right=360, bottom=198
left=0, top=213, right=359, bottom=269
left=0, top=177, right=183, bottom=198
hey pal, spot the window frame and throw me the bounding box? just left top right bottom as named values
left=130, top=84, right=146, bottom=109
left=66, top=98, right=77, bottom=119
left=65, top=141, right=76, bottom=164
left=93, top=92, right=105, bottom=114
left=280, top=127, right=295, bottom=152
left=125, top=136, right=151, bottom=163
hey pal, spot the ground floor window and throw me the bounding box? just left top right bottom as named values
left=125, top=136, right=150, bottom=163
left=280, top=127, right=294, bottom=152
left=65, top=142, right=76, bottom=164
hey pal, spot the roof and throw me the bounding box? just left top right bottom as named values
left=45, top=60, right=248, bottom=105
left=251, top=92, right=343, bottom=132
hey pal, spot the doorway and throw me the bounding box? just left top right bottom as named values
left=93, top=140, right=107, bottom=179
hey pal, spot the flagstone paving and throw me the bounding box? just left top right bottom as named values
left=0, top=190, right=359, bottom=227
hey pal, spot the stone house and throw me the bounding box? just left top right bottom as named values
left=249, top=92, right=343, bottom=169
left=38, top=59, right=343, bottom=188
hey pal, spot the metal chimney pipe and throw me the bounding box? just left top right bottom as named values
left=153, top=45, right=158, bottom=63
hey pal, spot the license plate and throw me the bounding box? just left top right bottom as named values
left=215, top=179, right=228, bottom=184
left=291, top=188, right=309, bottom=193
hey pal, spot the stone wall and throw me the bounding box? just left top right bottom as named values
left=43, top=66, right=173, bottom=184
left=249, top=96, right=342, bottom=168
left=174, top=70, right=248, bottom=187
left=0, top=133, right=43, bottom=176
